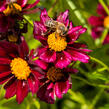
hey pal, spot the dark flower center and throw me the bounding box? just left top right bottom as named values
left=47, top=67, right=65, bottom=82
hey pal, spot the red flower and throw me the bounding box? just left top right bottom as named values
left=35, top=62, right=78, bottom=104
left=0, top=36, right=43, bottom=104
left=0, top=0, right=40, bottom=16
left=33, top=9, right=91, bottom=69
left=88, top=4, right=109, bottom=44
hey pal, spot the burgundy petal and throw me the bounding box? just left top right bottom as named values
left=40, top=9, right=50, bottom=25
left=0, top=47, right=7, bottom=57
left=39, top=49, right=56, bottom=63
left=97, top=4, right=107, bottom=16
left=33, top=21, right=47, bottom=39
left=69, top=22, right=73, bottom=30
left=0, top=41, right=18, bottom=57
left=91, top=26, right=104, bottom=39
left=67, top=48, right=90, bottom=63
left=17, top=0, right=28, bottom=7
left=0, top=1, right=6, bottom=12
left=57, top=10, right=69, bottom=25
left=0, top=58, right=11, bottom=64
left=0, top=74, right=12, bottom=85
left=34, top=59, right=48, bottom=70
left=64, top=68, right=78, bottom=74
left=55, top=80, right=71, bottom=99
left=0, top=71, right=11, bottom=78
left=37, top=83, right=55, bottom=104
left=18, top=36, right=29, bottom=59
left=31, top=70, right=43, bottom=79
left=4, top=77, right=17, bottom=99
left=72, top=43, right=87, bottom=48
left=68, top=26, right=83, bottom=34
left=103, top=34, right=109, bottom=44
left=0, top=65, right=10, bottom=72
left=28, top=75, right=39, bottom=94
left=16, top=80, right=28, bottom=104
left=88, top=16, right=103, bottom=26
left=55, top=51, right=72, bottom=69
left=24, top=0, right=40, bottom=10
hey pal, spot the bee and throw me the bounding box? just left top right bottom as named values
left=44, top=18, right=68, bottom=37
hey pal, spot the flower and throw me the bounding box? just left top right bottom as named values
left=0, top=36, right=43, bottom=104
left=33, top=9, right=91, bottom=69
left=0, top=0, right=40, bottom=16
left=0, top=17, right=27, bottom=43
left=36, top=62, right=78, bottom=104
left=88, top=4, right=109, bottom=44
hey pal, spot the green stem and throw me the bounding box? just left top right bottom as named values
left=90, top=56, right=109, bottom=72
left=92, top=67, right=107, bottom=74
left=99, top=0, right=109, bottom=15
left=23, top=15, right=33, bottom=27
left=71, top=75, right=109, bottom=88
left=100, top=28, right=108, bottom=44
left=89, top=88, right=104, bottom=109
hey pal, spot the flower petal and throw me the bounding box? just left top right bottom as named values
left=33, top=21, right=47, bottom=40
left=16, top=80, right=28, bottom=104
left=97, top=4, right=107, bottom=16
left=28, top=75, right=39, bottom=94
left=0, top=71, right=11, bottom=78
left=0, top=74, right=12, bottom=85
left=57, top=10, right=69, bottom=25
left=4, top=77, right=17, bottom=99
left=55, top=51, right=72, bottom=69
left=88, top=16, right=103, bottom=26
left=34, top=59, right=48, bottom=70
left=37, top=83, right=55, bottom=104
left=24, top=0, right=40, bottom=10
left=91, top=27, right=104, bottom=39
left=67, top=48, right=90, bottom=63
left=17, top=0, right=28, bottom=7
left=39, top=49, right=56, bottom=63
left=40, top=9, right=50, bottom=25
left=18, top=36, right=29, bottom=59
left=0, top=65, right=10, bottom=72
left=55, top=80, right=71, bottom=99
left=0, top=58, right=11, bottom=64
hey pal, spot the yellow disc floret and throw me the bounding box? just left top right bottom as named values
left=104, top=16, right=109, bottom=28
left=10, top=58, right=31, bottom=80
left=47, top=32, right=67, bottom=52
left=3, top=3, right=22, bottom=16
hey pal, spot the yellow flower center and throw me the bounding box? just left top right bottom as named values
left=104, top=16, right=109, bottom=28
left=47, top=67, right=64, bottom=82
left=10, top=58, right=31, bottom=80
left=3, top=3, right=22, bottom=16
left=8, top=35, right=18, bottom=43
left=47, top=32, right=67, bottom=52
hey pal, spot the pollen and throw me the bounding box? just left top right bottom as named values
left=3, top=3, right=22, bottom=16
left=104, top=16, right=109, bottom=28
left=47, top=32, right=67, bottom=52
left=10, top=58, right=31, bottom=80
left=47, top=67, right=64, bottom=82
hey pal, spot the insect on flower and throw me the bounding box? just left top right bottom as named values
left=44, top=18, right=68, bottom=37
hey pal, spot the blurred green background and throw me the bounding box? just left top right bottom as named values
left=2, top=0, right=109, bottom=109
